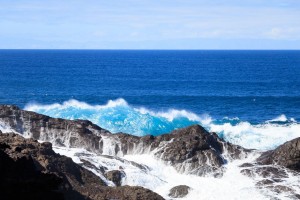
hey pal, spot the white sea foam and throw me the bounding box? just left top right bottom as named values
left=24, top=99, right=300, bottom=150
left=1, top=109, right=299, bottom=199
left=209, top=122, right=300, bottom=150
left=268, top=114, right=288, bottom=122
left=124, top=154, right=270, bottom=200
left=0, top=121, right=14, bottom=133
left=53, top=146, right=291, bottom=200
left=25, top=98, right=128, bottom=111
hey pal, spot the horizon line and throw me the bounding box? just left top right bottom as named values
left=0, top=49, right=300, bottom=51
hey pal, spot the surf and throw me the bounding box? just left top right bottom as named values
left=24, top=98, right=300, bottom=150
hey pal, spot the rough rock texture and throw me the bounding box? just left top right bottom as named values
left=113, top=125, right=249, bottom=176
left=239, top=138, right=300, bottom=198
left=0, top=105, right=248, bottom=176
left=0, top=133, right=164, bottom=200
left=168, top=185, right=191, bottom=198
left=0, top=105, right=110, bottom=153
left=240, top=163, right=299, bottom=197
left=257, top=137, right=300, bottom=171
left=152, top=125, right=247, bottom=176
left=105, top=170, right=125, bottom=186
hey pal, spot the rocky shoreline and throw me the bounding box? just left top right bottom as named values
left=0, top=105, right=300, bottom=199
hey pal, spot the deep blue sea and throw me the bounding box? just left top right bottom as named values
left=1, top=50, right=300, bottom=150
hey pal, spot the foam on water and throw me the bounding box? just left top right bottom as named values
left=52, top=146, right=297, bottom=200
left=123, top=154, right=268, bottom=200
left=0, top=121, right=14, bottom=133
left=25, top=99, right=300, bottom=150
left=208, top=122, right=300, bottom=150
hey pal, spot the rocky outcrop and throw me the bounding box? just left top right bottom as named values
left=169, top=185, right=191, bottom=198
left=2, top=105, right=300, bottom=198
left=257, top=137, right=300, bottom=171
left=152, top=125, right=247, bottom=176
left=0, top=133, right=164, bottom=200
left=0, top=105, right=110, bottom=153
left=107, top=125, right=248, bottom=177
left=240, top=163, right=299, bottom=197
left=0, top=105, right=248, bottom=176
left=239, top=137, right=300, bottom=198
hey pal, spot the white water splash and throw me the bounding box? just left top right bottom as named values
left=24, top=99, right=300, bottom=150
left=53, top=146, right=291, bottom=200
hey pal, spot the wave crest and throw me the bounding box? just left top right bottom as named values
left=25, top=99, right=300, bottom=150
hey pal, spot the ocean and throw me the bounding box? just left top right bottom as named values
left=1, top=50, right=300, bottom=150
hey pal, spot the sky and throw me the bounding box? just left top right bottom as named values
left=0, top=0, right=300, bottom=49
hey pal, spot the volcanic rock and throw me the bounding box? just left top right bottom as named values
left=239, top=138, right=300, bottom=197
left=0, top=105, right=249, bottom=177
left=0, top=105, right=110, bottom=153
left=168, top=185, right=191, bottom=198
left=257, top=137, right=300, bottom=171
left=0, top=133, right=164, bottom=200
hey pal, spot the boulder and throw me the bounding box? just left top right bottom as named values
left=169, top=185, right=191, bottom=198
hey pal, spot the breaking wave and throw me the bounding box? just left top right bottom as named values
left=25, top=99, right=300, bottom=150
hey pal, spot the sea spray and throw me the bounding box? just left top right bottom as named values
left=52, top=146, right=274, bottom=200
left=25, top=99, right=300, bottom=150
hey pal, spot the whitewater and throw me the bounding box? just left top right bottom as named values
left=51, top=145, right=300, bottom=200
left=25, top=98, right=300, bottom=151
left=0, top=99, right=298, bottom=200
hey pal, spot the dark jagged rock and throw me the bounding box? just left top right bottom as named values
left=0, top=105, right=110, bottom=153
left=110, top=125, right=249, bottom=176
left=168, top=185, right=191, bottom=198
left=0, top=133, right=165, bottom=200
left=257, top=137, right=300, bottom=171
left=239, top=139, right=300, bottom=197
left=238, top=137, right=300, bottom=197
left=0, top=146, right=65, bottom=200
left=152, top=125, right=248, bottom=176
left=240, top=165, right=298, bottom=196
left=241, top=166, right=288, bottom=179
left=105, top=170, right=125, bottom=186
left=0, top=105, right=248, bottom=176
left=79, top=158, right=107, bottom=174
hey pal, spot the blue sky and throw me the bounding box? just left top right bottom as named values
left=0, top=0, right=300, bottom=49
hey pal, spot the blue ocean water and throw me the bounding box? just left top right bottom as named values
left=1, top=50, right=300, bottom=149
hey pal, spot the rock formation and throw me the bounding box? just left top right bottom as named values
left=168, top=185, right=191, bottom=198
left=1, top=105, right=300, bottom=199
left=239, top=137, right=300, bottom=198
left=0, top=105, right=248, bottom=177
left=0, top=133, right=164, bottom=200
left=257, top=137, right=300, bottom=171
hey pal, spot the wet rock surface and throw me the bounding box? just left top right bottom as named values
left=239, top=137, right=300, bottom=198
left=152, top=125, right=248, bottom=176
left=168, top=185, right=191, bottom=198
left=0, top=105, right=110, bottom=153
left=0, top=133, right=164, bottom=200
left=0, top=105, right=249, bottom=177
left=240, top=164, right=299, bottom=197
left=257, top=137, right=300, bottom=171
left=105, top=170, right=125, bottom=186
left=1, top=105, right=300, bottom=199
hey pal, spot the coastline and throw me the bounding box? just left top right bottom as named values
left=1, top=105, right=299, bottom=199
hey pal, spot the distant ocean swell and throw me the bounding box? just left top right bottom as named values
left=24, top=99, right=300, bottom=151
